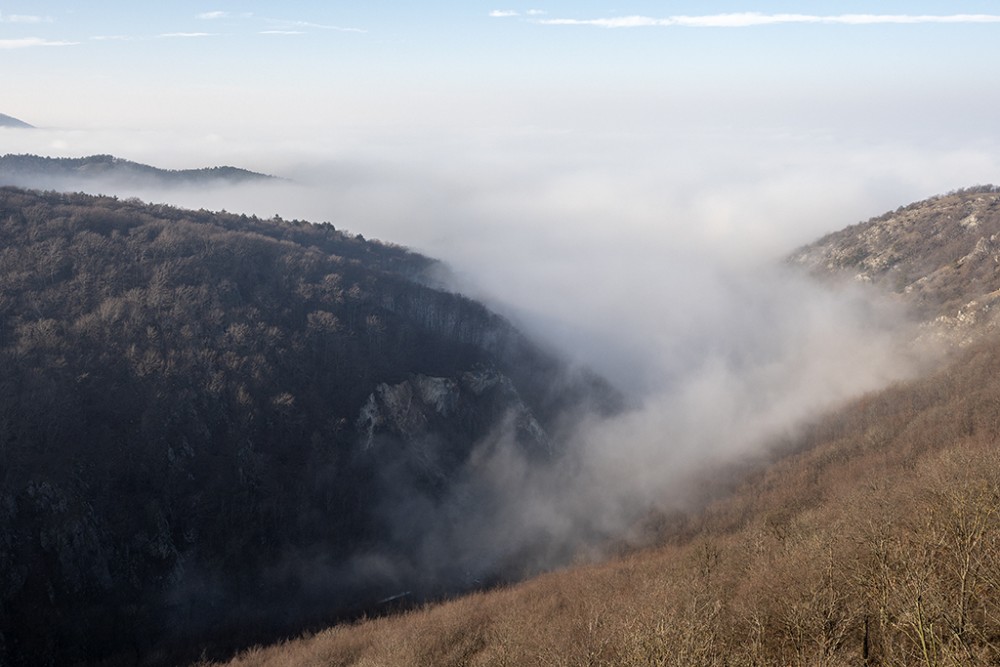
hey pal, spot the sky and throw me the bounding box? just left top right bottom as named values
left=3, top=1, right=1000, bottom=139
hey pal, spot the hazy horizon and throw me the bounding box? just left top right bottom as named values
left=4, top=1, right=998, bottom=252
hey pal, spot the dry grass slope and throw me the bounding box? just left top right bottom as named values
left=204, top=331, right=1000, bottom=666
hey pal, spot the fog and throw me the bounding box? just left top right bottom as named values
left=3, top=121, right=993, bottom=593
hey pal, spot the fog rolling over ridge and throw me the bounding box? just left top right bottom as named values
left=360, top=268, right=927, bottom=590
left=225, top=139, right=938, bottom=585
left=4, top=126, right=947, bottom=588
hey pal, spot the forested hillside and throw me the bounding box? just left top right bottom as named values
left=0, top=187, right=616, bottom=666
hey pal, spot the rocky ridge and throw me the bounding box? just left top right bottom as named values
left=789, top=185, right=1000, bottom=342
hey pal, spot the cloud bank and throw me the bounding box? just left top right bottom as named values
left=0, top=37, right=76, bottom=48
left=538, top=12, right=1000, bottom=28
left=0, top=12, right=51, bottom=23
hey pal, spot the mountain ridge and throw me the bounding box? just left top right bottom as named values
left=0, top=153, right=276, bottom=191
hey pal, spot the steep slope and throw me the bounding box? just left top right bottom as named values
left=0, top=115, right=33, bottom=129
left=0, top=187, right=618, bottom=666
left=209, top=186, right=1000, bottom=667
left=0, top=154, right=274, bottom=192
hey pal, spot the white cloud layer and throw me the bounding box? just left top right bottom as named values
left=0, top=11, right=51, bottom=23
left=267, top=19, right=366, bottom=33
left=489, top=10, right=519, bottom=18
left=158, top=32, right=216, bottom=38
left=0, top=37, right=76, bottom=48
left=539, top=12, right=1000, bottom=28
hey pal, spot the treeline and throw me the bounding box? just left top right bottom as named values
left=0, top=187, right=610, bottom=665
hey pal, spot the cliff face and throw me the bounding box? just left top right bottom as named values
left=356, top=370, right=550, bottom=491
left=0, top=187, right=617, bottom=666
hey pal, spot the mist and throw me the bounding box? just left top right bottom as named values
left=3, top=120, right=988, bottom=596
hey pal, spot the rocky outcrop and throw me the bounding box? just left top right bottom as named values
left=356, top=369, right=551, bottom=492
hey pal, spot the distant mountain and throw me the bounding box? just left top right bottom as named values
left=789, top=185, right=1000, bottom=336
left=0, top=114, right=33, bottom=129
left=0, top=153, right=275, bottom=191
left=0, top=187, right=619, bottom=666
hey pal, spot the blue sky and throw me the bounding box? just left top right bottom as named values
left=3, top=1, right=1000, bottom=138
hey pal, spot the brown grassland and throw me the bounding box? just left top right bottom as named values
left=204, top=330, right=1000, bottom=666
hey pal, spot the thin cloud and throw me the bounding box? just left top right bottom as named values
left=490, top=10, right=520, bottom=18
left=526, top=9, right=546, bottom=16
left=0, top=13, right=51, bottom=23
left=158, top=32, right=217, bottom=38
left=197, top=11, right=253, bottom=20
left=260, top=30, right=305, bottom=35
left=264, top=18, right=366, bottom=33
left=0, top=37, right=76, bottom=49
left=538, top=12, right=1000, bottom=28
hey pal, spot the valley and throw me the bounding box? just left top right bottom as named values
left=204, top=187, right=1000, bottom=666
left=1, top=180, right=998, bottom=665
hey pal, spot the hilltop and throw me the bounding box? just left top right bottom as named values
left=206, top=187, right=1000, bottom=667
left=0, top=153, right=275, bottom=192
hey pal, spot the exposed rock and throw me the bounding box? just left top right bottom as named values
left=356, top=369, right=551, bottom=473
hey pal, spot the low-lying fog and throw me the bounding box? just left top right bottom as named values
left=4, top=121, right=996, bottom=586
